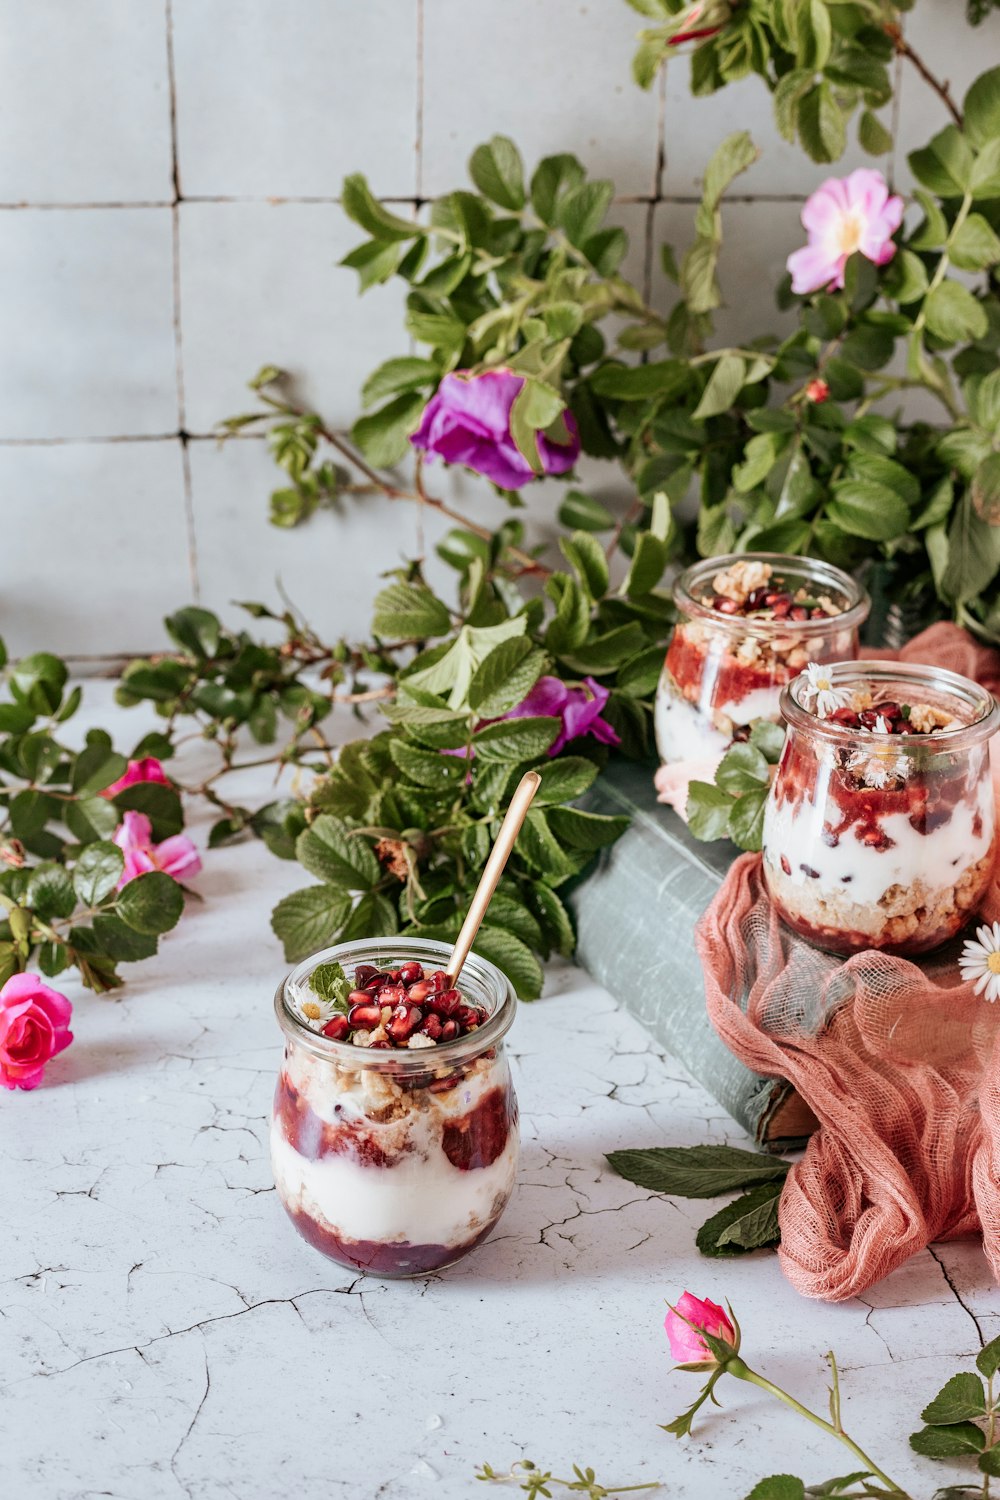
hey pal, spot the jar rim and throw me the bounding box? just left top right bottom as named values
left=780, top=658, right=1000, bottom=749
left=274, top=936, right=517, bottom=1071
left=673, top=552, right=870, bottom=638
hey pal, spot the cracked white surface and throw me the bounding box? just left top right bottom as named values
left=3, top=685, right=1000, bottom=1498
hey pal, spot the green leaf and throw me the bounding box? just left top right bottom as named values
left=528, top=881, right=575, bottom=957
left=924, top=283, right=989, bottom=345
left=341, top=174, right=423, bottom=241
left=697, top=1180, right=784, bottom=1256
left=908, top=126, right=974, bottom=196
left=971, top=137, right=1000, bottom=199
left=473, top=716, right=560, bottom=762
left=296, top=816, right=380, bottom=890
left=750, top=719, right=786, bottom=760
left=361, top=356, right=439, bottom=409
left=509, top=377, right=567, bottom=474
left=390, top=737, right=468, bottom=788
left=472, top=924, right=543, bottom=1000
left=113, top=783, right=184, bottom=840
left=951, top=213, right=1000, bottom=272
left=90, top=913, right=158, bottom=962
left=797, top=82, right=847, bottom=164
left=468, top=135, right=525, bottom=210
left=10, top=652, right=68, bottom=714
left=977, top=1335, right=1000, bottom=1380
left=164, top=607, right=221, bottom=659
left=728, top=784, right=769, bottom=852
left=9, top=789, right=58, bottom=840
left=979, top=1446, right=1000, bottom=1478
left=686, top=782, right=734, bottom=841
left=71, top=745, right=128, bottom=796
left=270, top=884, right=353, bottom=962
left=557, top=489, right=615, bottom=533
left=921, top=1373, right=987, bottom=1425
left=973, top=453, right=1000, bottom=524
left=405, top=617, right=527, bottom=710
left=558, top=180, right=614, bottom=248
left=606, top=1144, right=790, bottom=1198
left=909, top=1422, right=985, bottom=1457
left=590, top=359, right=687, bottom=401
left=0, top=703, right=35, bottom=734
left=964, top=66, right=1000, bottom=153
left=309, top=960, right=351, bottom=1007
left=352, top=392, right=425, bottom=467
left=339, top=237, right=403, bottom=291
left=827, top=480, right=910, bottom=540
left=116, top=871, right=184, bottom=935
left=744, top=1480, right=805, bottom=1500
left=530, top=153, right=586, bottom=226
left=617, top=645, right=666, bottom=698
left=858, top=109, right=893, bottom=156
left=548, top=807, right=629, bottom=851
left=531, top=756, right=599, bottom=806
left=717, top=743, right=769, bottom=794
left=73, top=841, right=125, bottom=906
left=623, top=531, right=669, bottom=598
left=469, top=639, right=546, bottom=717
left=561, top=531, right=609, bottom=600
left=25, top=865, right=76, bottom=921
left=65, top=794, right=120, bottom=845
left=372, top=581, right=450, bottom=640
left=693, top=355, right=746, bottom=420
left=700, top=131, right=758, bottom=219
left=338, top=889, right=400, bottom=943
left=942, top=494, right=1000, bottom=604
left=545, top=574, right=591, bottom=655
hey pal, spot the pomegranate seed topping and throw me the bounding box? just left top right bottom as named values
left=828, top=707, right=860, bottom=726
left=780, top=855, right=792, bottom=876
left=746, top=586, right=769, bottom=610
left=369, top=1039, right=392, bottom=1049
left=439, top=1019, right=460, bottom=1042
left=421, top=1013, right=443, bottom=1041
left=399, top=961, right=424, bottom=985
left=363, top=974, right=382, bottom=991
left=384, top=969, right=401, bottom=984
left=387, top=1003, right=424, bottom=1041
left=713, top=595, right=740, bottom=614
left=457, top=1004, right=480, bottom=1029
left=376, top=983, right=407, bottom=1007
left=348, top=1002, right=382, bottom=1029
left=407, top=979, right=435, bottom=1003
left=429, top=988, right=463, bottom=1017
left=347, top=989, right=372, bottom=1008
left=771, top=600, right=791, bottom=618
left=353, top=964, right=379, bottom=988
left=789, top=605, right=808, bottom=621
left=876, top=702, right=900, bottom=719
left=765, top=591, right=790, bottom=606
left=322, top=1015, right=350, bottom=1041
left=430, top=970, right=451, bottom=992
left=810, top=607, right=826, bottom=619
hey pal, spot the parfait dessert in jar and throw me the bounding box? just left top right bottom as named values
left=762, top=661, right=1000, bottom=957
left=655, top=553, right=869, bottom=767
left=271, top=938, right=518, bottom=1277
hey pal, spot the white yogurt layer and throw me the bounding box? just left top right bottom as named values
left=762, top=775, right=995, bottom=909
left=655, top=673, right=782, bottom=765
left=270, top=1112, right=519, bottom=1248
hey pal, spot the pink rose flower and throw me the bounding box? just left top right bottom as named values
left=0, top=973, right=73, bottom=1091
left=654, top=755, right=724, bottom=819
left=410, top=368, right=580, bottom=490
left=786, top=169, right=904, bottom=295
left=505, top=675, right=620, bottom=756
left=665, top=1292, right=736, bottom=1364
left=113, top=810, right=202, bottom=890
left=102, top=756, right=170, bottom=800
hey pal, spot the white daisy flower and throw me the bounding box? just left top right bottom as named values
left=847, top=748, right=907, bottom=789
left=292, top=993, right=340, bottom=1030
left=873, top=714, right=892, bottom=735
left=959, top=922, right=1000, bottom=1002
left=799, top=662, right=854, bottom=718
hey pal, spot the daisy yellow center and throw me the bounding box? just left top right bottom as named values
left=987, top=952, right=1000, bottom=976
left=301, top=1000, right=322, bottom=1019
left=816, top=675, right=831, bottom=691
left=836, top=211, right=864, bottom=256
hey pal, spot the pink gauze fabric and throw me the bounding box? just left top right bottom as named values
left=696, top=623, right=1000, bottom=1301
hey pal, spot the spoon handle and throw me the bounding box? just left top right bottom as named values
left=445, top=770, right=541, bottom=982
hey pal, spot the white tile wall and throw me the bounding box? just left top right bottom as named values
left=0, top=0, right=989, bottom=653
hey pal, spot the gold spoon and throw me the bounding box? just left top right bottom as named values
left=445, top=769, right=541, bottom=983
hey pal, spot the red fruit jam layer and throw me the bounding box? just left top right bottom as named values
left=773, top=901, right=974, bottom=959
left=772, top=733, right=974, bottom=847
left=665, top=626, right=791, bottom=707
left=284, top=1202, right=502, bottom=1276
left=273, top=1074, right=515, bottom=1173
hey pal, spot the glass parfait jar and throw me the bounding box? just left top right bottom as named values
left=762, top=661, right=1000, bottom=957
left=271, top=937, right=519, bottom=1278
left=655, top=553, right=869, bottom=767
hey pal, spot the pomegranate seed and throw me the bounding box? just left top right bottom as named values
left=439, top=1019, right=460, bottom=1042
left=430, top=970, right=451, bottom=992
left=369, top=1039, right=392, bottom=1049
left=713, top=595, right=739, bottom=614
left=384, top=969, right=401, bottom=984
left=457, top=1004, right=480, bottom=1029
left=376, top=983, right=407, bottom=1007
left=363, top=974, right=382, bottom=991
left=387, top=1003, right=423, bottom=1041
left=810, top=607, right=827, bottom=619
left=398, top=961, right=424, bottom=985
left=407, top=979, right=435, bottom=1003
left=347, top=989, right=372, bottom=1008
left=421, top=1013, right=443, bottom=1041
left=780, top=855, right=791, bottom=876
left=876, top=702, right=900, bottom=719
left=348, top=1002, right=382, bottom=1029
left=353, top=964, right=379, bottom=988
left=789, top=605, right=808, bottom=621
left=429, top=988, right=463, bottom=1017
left=771, top=600, right=791, bottom=618
left=322, top=1015, right=350, bottom=1041
left=746, top=587, right=769, bottom=610
left=429, top=1072, right=461, bottom=1092
left=828, top=707, right=860, bottom=727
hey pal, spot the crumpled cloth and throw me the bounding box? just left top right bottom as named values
left=696, top=623, right=1000, bottom=1301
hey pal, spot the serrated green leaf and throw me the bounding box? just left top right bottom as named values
left=924, top=282, right=989, bottom=345
left=977, top=1334, right=1000, bottom=1380
left=472, top=924, right=543, bottom=1000
left=341, top=174, right=424, bottom=241
left=697, top=1180, right=784, bottom=1256
left=468, top=135, right=525, bottom=211
left=271, top=885, right=353, bottom=962
left=693, top=354, right=746, bottom=420
left=372, top=581, right=451, bottom=640
left=71, top=744, right=128, bottom=796
left=25, top=865, right=76, bottom=922
left=531, top=755, right=599, bottom=806
left=473, top=716, right=559, bottom=762
left=744, top=1479, right=805, bottom=1500
left=547, top=806, right=629, bottom=851
left=116, top=871, right=184, bottom=935
left=728, top=784, right=769, bottom=851
left=72, top=841, right=125, bottom=907
left=921, top=1373, right=986, bottom=1426
left=909, top=1422, right=985, bottom=1458
left=717, top=742, right=770, bottom=794
left=606, top=1144, right=789, bottom=1198
left=468, top=639, right=546, bottom=718
left=296, top=816, right=380, bottom=890
left=561, top=530, right=609, bottom=601
left=686, top=782, right=734, bottom=841
left=557, top=489, right=615, bottom=532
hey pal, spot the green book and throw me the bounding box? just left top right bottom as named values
left=570, top=758, right=816, bottom=1152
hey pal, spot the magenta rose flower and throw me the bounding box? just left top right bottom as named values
left=113, top=810, right=202, bottom=890
left=410, top=368, right=580, bottom=490
left=665, top=1292, right=736, bottom=1364
left=506, top=675, right=620, bottom=756
left=0, top=973, right=73, bottom=1091
left=786, top=169, right=904, bottom=295
left=102, top=756, right=170, bottom=800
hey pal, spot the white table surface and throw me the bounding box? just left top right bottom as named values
left=3, top=685, right=999, bottom=1500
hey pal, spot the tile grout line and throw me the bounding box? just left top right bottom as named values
left=0, top=192, right=809, bottom=210
left=415, top=0, right=425, bottom=203
left=164, top=0, right=200, bottom=604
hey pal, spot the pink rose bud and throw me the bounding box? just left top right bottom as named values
left=665, top=1292, right=736, bottom=1364
left=0, top=974, right=73, bottom=1091
left=102, top=757, right=171, bottom=800
left=805, top=378, right=830, bottom=404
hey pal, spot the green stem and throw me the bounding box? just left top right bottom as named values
left=728, top=1359, right=906, bottom=1495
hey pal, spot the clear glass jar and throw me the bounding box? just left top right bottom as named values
left=271, top=937, right=519, bottom=1278
left=655, top=553, right=869, bottom=767
left=762, top=661, right=1000, bottom=957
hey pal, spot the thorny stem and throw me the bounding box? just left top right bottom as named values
left=728, top=1356, right=906, bottom=1495
left=886, top=26, right=964, bottom=129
